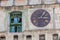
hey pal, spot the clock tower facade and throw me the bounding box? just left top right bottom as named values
left=0, top=0, right=60, bottom=40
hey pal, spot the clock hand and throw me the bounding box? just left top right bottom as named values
left=42, top=11, right=46, bottom=17
left=38, top=12, right=45, bottom=19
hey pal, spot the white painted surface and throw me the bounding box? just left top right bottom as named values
left=15, top=0, right=27, bottom=6
left=0, top=10, right=6, bottom=32
left=0, top=0, right=56, bottom=6
left=1, top=0, right=13, bottom=6
left=55, top=8, right=60, bottom=29
left=56, top=0, right=60, bottom=3
left=44, top=0, right=55, bottom=4
left=29, top=0, right=41, bottom=5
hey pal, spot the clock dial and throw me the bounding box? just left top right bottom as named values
left=31, top=9, right=51, bottom=27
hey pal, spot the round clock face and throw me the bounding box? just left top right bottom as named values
left=31, top=9, right=51, bottom=27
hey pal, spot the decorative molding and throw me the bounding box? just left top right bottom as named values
left=4, top=7, right=11, bottom=11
